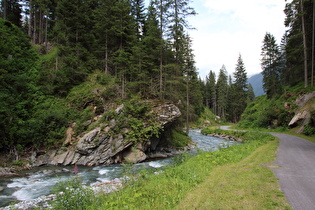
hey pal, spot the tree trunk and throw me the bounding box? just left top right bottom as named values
left=301, top=0, right=308, bottom=87
left=3, top=0, right=7, bottom=20
left=33, top=7, right=36, bottom=44
left=312, top=0, right=315, bottom=86
left=105, top=32, right=108, bottom=74
left=28, top=0, right=33, bottom=40
left=39, top=9, right=43, bottom=44
left=45, top=17, right=48, bottom=51
left=186, top=78, right=189, bottom=135
left=159, top=0, right=164, bottom=99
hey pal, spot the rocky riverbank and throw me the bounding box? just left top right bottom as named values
left=204, top=133, right=243, bottom=143
left=0, top=102, right=186, bottom=178
left=0, top=178, right=124, bottom=210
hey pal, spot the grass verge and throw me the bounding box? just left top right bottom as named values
left=175, top=139, right=290, bottom=209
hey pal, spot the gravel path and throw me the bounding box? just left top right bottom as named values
left=271, top=133, right=315, bottom=210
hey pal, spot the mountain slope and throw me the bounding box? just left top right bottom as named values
left=248, top=73, right=265, bottom=97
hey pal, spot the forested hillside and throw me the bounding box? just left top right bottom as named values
left=239, top=0, right=315, bottom=133
left=0, top=0, right=205, bottom=155
left=1, top=0, right=315, bottom=156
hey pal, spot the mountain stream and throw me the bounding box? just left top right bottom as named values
left=0, top=129, right=239, bottom=207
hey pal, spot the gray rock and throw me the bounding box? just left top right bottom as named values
left=53, top=151, right=69, bottom=165
left=123, top=148, right=147, bottom=163
left=115, top=104, right=124, bottom=114
left=289, top=110, right=310, bottom=127
left=63, top=150, right=76, bottom=165
left=76, top=128, right=101, bottom=155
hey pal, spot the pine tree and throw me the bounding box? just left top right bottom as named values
left=0, top=0, right=22, bottom=27
left=247, top=83, right=255, bottom=102
left=168, top=0, right=196, bottom=63
left=205, top=70, right=216, bottom=114
left=151, top=0, right=171, bottom=98
left=232, top=54, right=248, bottom=122
left=284, top=0, right=314, bottom=86
left=216, top=65, right=228, bottom=119
left=261, top=32, right=282, bottom=98
left=141, top=3, right=162, bottom=97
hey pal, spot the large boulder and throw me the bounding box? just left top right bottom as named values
left=288, top=110, right=310, bottom=127
left=153, top=103, right=181, bottom=126
left=123, top=148, right=147, bottom=164
left=31, top=102, right=182, bottom=167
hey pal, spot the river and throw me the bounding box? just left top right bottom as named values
left=0, top=129, right=239, bottom=207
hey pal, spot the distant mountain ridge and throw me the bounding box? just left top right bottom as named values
left=248, top=73, right=265, bottom=97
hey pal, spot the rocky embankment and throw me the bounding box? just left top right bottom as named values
left=287, top=91, right=315, bottom=133
left=0, top=178, right=124, bottom=210
left=33, top=102, right=182, bottom=167
left=0, top=102, right=182, bottom=177
left=203, top=133, right=242, bottom=142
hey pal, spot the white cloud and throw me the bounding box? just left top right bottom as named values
left=188, top=0, right=286, bottom=79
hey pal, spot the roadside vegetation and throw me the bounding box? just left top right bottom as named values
left=50, top=130, right=290, bottom=209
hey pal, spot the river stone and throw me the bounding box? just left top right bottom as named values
left=123, top=148, right=146, bottom=163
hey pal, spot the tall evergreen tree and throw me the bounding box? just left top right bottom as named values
left=0, top=0, right=22, bottom=27
left=247, top=83, right=255, bottom=102
left=205, top=70, right=216, bottom=114
left=261, top=32, right=282, bottom=98
left=151, top=0, right=171, bottom=98
left=232, top=54, right=248, bottom=122
left=284, top=0, right=314, bottom=86
left=168, top=0, right=196, bottom=63
left=216, top=65, right=228, bottom=119
left=141, top=3, right=162, bottom=97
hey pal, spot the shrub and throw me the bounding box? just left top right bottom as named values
left=50, top=176, right=96, bottom=210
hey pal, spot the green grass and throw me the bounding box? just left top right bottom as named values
left=76, top=131, right=289, bottom=209
left=175, top=139, right=290, bottom=209
left=49, top=129, right=290, bottom=210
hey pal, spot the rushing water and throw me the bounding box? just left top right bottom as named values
left=0, top=129, right=239, bottom=207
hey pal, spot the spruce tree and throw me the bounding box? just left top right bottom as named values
left=232, top=54, right=248, bottom=122
left=0, top=0, right=22, bottom=27
left=247, top=83, right=255, bottom=102
left=261, top=32, right=282, bottom=98
left=216, top=65, right=228, bottom=119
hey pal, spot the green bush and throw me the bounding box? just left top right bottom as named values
left=303, top=124, right=315, bottom=136
left=50, top=176, right=96, bottom=210
left=167, top=130, right=191, bottom=149
left=238, top=95, right=292, bottom=129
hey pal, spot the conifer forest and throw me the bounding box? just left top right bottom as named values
left=0, top=0, right=315, bottom=152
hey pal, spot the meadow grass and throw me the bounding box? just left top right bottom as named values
left=175, top=139, right=290, bottom=209
left=81, top=131, right=290, bottom=209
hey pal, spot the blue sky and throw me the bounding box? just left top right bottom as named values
left=145, top=0, right=286, bottom=79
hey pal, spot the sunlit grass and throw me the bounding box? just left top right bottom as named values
left=175, top=140, right=291, bottom=209
left=80, top=132, right=290, bottom=209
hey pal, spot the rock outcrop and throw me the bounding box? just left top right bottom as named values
left=31, top=102, right=181, bottom=167
left=288, top=91, right=315, bottom=133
